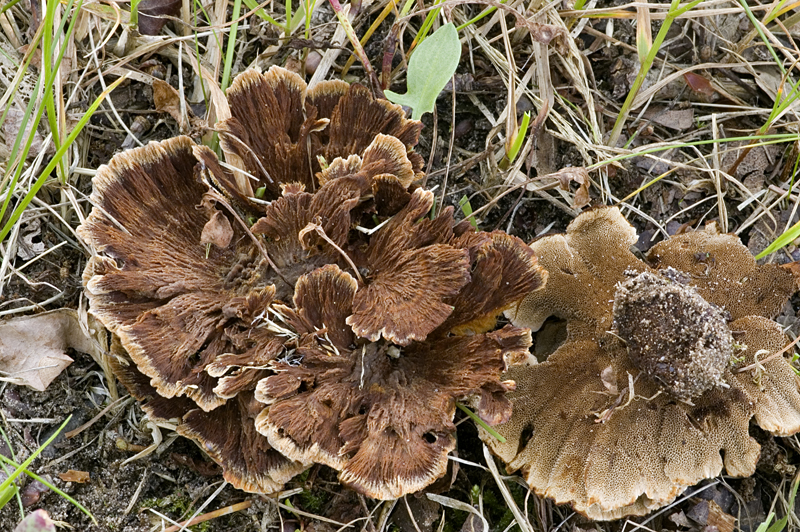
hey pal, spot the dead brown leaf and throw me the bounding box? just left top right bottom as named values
left=201, top=210, right=233, bottom=249
left=0, top=309, right=99, bottom=391
left=687, top=499, right=736, bottom=532
left=600, top=365, right=617, bottom=394
left=153, top=79, right=189, bottom=132
left=4, top=107, right=53, bottom=160
left=15, top=214, right=46, bottom=260
left=643, top=106, right=694, bottom=131
left=58, top=470, right=91, bottom=483
left=523, top=20, right=566, bottom=48
left=138, top=0, right=181, bottom=35
left=683, top=71, right=717, bottom=96
left=551, top=167, right=591, bottom=209
left=707, top=500, right=736, bottom=532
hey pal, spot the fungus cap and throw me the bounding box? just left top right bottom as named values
left=80, top=66, right=546, bottom=501
left=506, top=206, right=643, bottom=334
left=79, top=67, right=429, bottom=495
left=108, top=339, right=306, bottom=493
left=489, top=206, right=800, bottom=520
left=255, top=264, right=536, bottom=499
left=217, top=67, right=423, bottom=203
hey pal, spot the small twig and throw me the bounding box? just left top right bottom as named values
left=273, top=498, right=353, bottom=527
left=123, top=467, right=149, bottom=515
left=594, top=372, right=663, bottom=422
left=403, top=496, right=424, bottom=532
left=359, top=346, right=367, bottom=390
left=438, top=75, right=458, bottom=216
left=65, top=396, right=130, bottom=438
left=122, top=420, right=162, bottom=465
left=375, top=499, right=398, bottom=532
left=212, top=127, right=275, bottom=184
left=4, top=418, right=60, bottom=424
left=299, top=219, right=364, bottom=284
left=162, top=500, right=252, bottom=532
left=736, top=335, right=800, bottom=373
left=483, top=445, right=533, bottom=532
left=327, top=0, right=382, bottom=96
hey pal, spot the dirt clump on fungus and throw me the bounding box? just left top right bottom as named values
left=612, top=268, right=733, bottom=401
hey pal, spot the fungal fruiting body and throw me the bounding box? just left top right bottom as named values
left=485, top=206, right=800, bottom=520
left=79, top=66, right=546, bottom=499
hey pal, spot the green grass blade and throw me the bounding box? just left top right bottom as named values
left=288, top=0, right=319, bottom=34
left=757, top=514, right=776, bottom=532
left=0, top=0, right=83, bottom=219
left=0, top=0, right=23, bottom=15
left=456, top=403, right=506, bottom=443
left=42, top=0, right=81, bottom=184
left=0, top=484, right=19, bottom=511
left=413, top=0, right=444, bottom=48
left=738, top=0, right=784, bottom=74
left=505, top=110, right=530, bottom=165
left=458, top=195, right=478, bottom=229
left=456, top=0, right=508, bottom=31
left=0, top=76, right=126, bottom=243
left=0, top=426, right=23, bottom=515
left=761, top=473, right=800, bottom=532
left=755, top=219, right=800, bottom=259
left=221, top=0, right=242, bottom=91
left=130, top=0, right=141, bottom=27
left=398, top=0, right=415, bottom=17
left=0, top=416, right=71, bottom=495
left=607, top=0, right=703, bottom=146
left=0, top=453, right=96, bottom=522
left=0, top=73, right=45, bottom=226
left=240, top=0, right=283, bottom=28
left=590, top=132, right=799, bottom=171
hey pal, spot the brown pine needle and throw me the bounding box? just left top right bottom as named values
left=162, top=500, right=252, bottom=532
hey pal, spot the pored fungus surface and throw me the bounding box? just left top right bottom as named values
left=486, top=206, right=800, bottom=520
left=78, top=66, right=546, bottom=499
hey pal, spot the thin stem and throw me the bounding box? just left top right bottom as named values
left=327, top=0, right=382, bottom=96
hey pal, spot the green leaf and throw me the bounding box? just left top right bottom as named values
left=505, top=110, right=530, bottom=166
left=385, top=22, right=461, bottom=120
left=239, top=0, right=283, bottom=29
left=0, top=76, right=125, bottom=243
left=0, top=484, right=18, bottom=510
left=756, top=513, right=775, bottom=532
left=0, top=453, right=95, bottom=522
left=0, top=417, right=71, bottom=495
left=458, top=194, right=478, bottom=229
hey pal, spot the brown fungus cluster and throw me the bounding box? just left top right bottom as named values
left=485, top=206, right=800, bottom=520
left=78, top=66, right=546, bottom=499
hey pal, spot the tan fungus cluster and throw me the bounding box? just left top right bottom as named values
left=78, top=67, right=545, bottom=499
left=485, top=206, right=800, bottom=520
